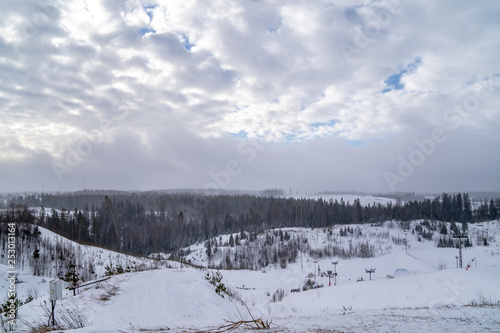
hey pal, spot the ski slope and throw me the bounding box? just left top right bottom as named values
left=8, top=220, right=500, bottom=332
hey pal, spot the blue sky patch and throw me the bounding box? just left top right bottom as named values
left=382, top=58, right=421, bottom=93
left=139, top=28, right=156, bottom=36
left=311, top=120, right=338, bottom=128
left=231, top=131, right=248, bottom=138
left=143, top=5, right=157, bottom=21
left=180, top=34, right=195, bottom=51
left=382, top=71, right=406, bottom=93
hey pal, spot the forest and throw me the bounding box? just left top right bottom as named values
left=0, top=191, right=498, bottom=256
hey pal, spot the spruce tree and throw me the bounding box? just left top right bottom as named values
left=489, top=200, right=498, bottom=220
left=205, top=239, right=212, bottom=259
left=455, top=193, right=463, bottom=222
left=440, top=224, right=447, bottom=235
left=33, top=246, right=40, bottom=276
left=61, top=260, right=79, bottom=289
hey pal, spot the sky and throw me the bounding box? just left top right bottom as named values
left=0, top=0, right=499, bottom=194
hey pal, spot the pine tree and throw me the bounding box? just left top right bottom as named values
left=205, top=239, right=212, bottom=259
left=203, top=217, right=209, bottom=240
left=489, top=200, right=498, bottom=220
left=441, top=193, right=452, bottom=221
left=454, top=193, right=463, bottom=222
left=212, top=223, right=218, bottom=239
left=463, top=193, right=473, bottom=222
left=440, top=224, right=447, bottom=235
left=229, top=234, right=234, bottom=247
left=178, top=210, right=184, bottom=259
left=60, top=260, right=79, bottom=289
left=33, top=246, right=40, bottom=276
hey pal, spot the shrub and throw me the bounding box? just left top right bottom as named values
left=205, top=271, right=227, bottom=298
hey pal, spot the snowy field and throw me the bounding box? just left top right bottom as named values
left=4, top=220, right=500, bottom=332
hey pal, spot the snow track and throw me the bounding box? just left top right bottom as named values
left=79, top=268, right=238, bottom=332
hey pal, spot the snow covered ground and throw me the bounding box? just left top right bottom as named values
left=5, top=220, right=500, bottom=332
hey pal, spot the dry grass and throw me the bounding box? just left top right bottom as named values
left=99, top=284, right=120, bottom=302
left=19, top=303, right=89, bottom=333
left=193, top=301, right=272, bottom=333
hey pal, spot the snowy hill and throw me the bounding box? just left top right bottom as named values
left=0, top=224, right=171, bottom=307
left=18, top=268, right=248, bottom=333
left=4, top=220, right=500, bottom=332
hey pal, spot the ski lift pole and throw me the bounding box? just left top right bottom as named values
left=452, top=231, right=468, bottom=268
left=332, top=261, right=339, bottom=286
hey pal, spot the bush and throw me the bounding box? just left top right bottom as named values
left=205, top=271, right=227, bottom=298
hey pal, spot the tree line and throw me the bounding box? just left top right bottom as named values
left=0, top=192, right=498, bottom=256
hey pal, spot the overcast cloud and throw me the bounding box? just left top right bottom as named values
left=1, top=0, right=499, bottom=194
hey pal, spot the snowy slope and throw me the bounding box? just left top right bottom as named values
left=0, top=224, right=171, bottom=306
left=9, top=220, right=500, bottom=332
left=18, top=268, right=248, bottom=333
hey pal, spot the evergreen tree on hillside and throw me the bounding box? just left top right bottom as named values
left=32, top=246, right=41, bottom=276
left=178, top=210, right=184, bottom=255
left=205, top=239, right=212, bottom=259
left=452, top=193, right=463, bottom=222
left=60, top=260, right=79, bottom=289
left=489, top=200, right=498, bottom=220
left=463, top=193, right=473, bottom=222
left=441, top=193, right=452, bottom=221
left=3, top=191, right=498, bottom=258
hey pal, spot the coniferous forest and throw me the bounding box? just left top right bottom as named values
left=0, top=192, right=498, bottom=256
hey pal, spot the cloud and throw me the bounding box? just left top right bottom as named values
left=0, top=0, right=499, bottom=193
